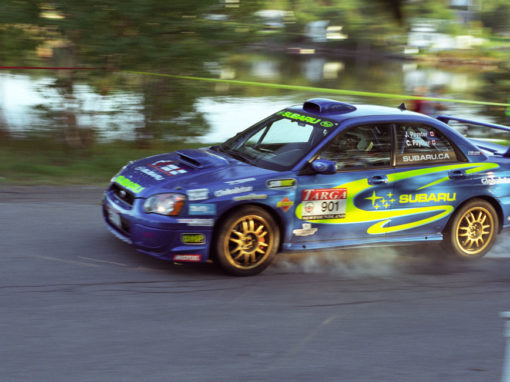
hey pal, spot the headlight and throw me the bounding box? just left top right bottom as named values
left=144, top=193, right=186, bottom=216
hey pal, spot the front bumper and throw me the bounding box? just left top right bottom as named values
left=102, top=187, right=213, bottom=262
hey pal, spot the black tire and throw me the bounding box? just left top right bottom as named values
left=442, top=199, right=498, bottom=260
left=215, top=206, right=279, bottom=276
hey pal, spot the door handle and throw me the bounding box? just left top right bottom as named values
left=368, top=175, right=389, bottom=185
left=448, top=170, right=466, bottom=180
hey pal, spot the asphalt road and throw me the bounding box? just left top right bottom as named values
left=1, top=185, right=510, bottom=382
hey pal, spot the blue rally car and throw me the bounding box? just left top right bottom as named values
left=102, top=98, right=510, bottom=276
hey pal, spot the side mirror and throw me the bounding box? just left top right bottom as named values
left=310, top=159, right=336, bottom=174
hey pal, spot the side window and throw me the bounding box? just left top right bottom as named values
left=396, top=124, right=460, bottom=165
left=320, top=124, right=392, bottom=170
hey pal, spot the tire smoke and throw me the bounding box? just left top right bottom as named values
left=487, top=233, right=510, bottom=258
left=270, top=247, right=403, bottom=277
left=270, top=232, right=510, bottom=276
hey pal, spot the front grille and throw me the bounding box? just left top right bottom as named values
left=111, top=183, right=135, bottom=207
left=119, top=216, right=131, bottom=234
left=103, top=205, right=131, bottom=237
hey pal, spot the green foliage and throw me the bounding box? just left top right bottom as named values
left=259, top=0, right=412, bottom=48
left=0, top=1, right=41, bottom=25
left=403, top=0, right=454, bottom=21
left=0, top=137, right=204, bottom=184
left=480, top=0, right=510, bottom=34
left=0, top=25, right=40, bottom=65
left=0, top=0, right=265, bottom=71
left=0, top=1, right=268, bottom=149
left=47, top=0, right=236, bottom=70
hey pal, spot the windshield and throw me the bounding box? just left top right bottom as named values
left=219, top=110, right=337, bottom=170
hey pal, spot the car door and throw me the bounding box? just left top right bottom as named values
left=385, top=122, right=467, bottom=238
left=292, top=123, right=396, bottom=247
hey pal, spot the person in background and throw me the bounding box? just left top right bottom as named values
left=410, top=86, right=430, bottom=114
left=425, top=84, right=448, bottom=115
left=410, top=85, right=448, bottom=116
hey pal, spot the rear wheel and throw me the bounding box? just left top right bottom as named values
left=215, top=206, right=279, bottom=276
left=443, top=199, right=498, bottom=260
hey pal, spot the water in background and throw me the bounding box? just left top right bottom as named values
left=0, top=53, right=508, bottom=145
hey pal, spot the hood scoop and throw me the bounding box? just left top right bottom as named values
left=303, top=98, right=356, bottom=114
left=177, top=151, right=202, bottom=168
left=175, top=148, right=229, bottom=169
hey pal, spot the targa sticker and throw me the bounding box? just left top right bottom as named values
left=302, top=188, right=347, bottom=220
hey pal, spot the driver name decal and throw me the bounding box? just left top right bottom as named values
left=302, top=188, right=347, bottom=220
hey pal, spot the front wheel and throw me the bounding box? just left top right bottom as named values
left=442, top=199, right=498, bottom=260
left=215, top=206, right=280, bottom=276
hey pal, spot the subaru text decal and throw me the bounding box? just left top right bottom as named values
left=114, top=175, right=144, bottom=193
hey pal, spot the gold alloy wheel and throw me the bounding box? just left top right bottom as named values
left=223, top=214, right=273, bottom=270
left=455, top=206, right=495, bottom=256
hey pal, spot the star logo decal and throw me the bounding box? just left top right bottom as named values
left=365, top=191, right=395, bottom=209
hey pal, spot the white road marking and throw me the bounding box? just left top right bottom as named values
left=33, top=255, right=100, bottom=268
left=78, top=256, right=128, bottom=267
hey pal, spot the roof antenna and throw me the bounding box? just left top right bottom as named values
left=398, top=102, right=407, bottom=111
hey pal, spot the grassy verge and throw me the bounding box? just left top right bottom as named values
left=0, top=138, right=206, bottom=185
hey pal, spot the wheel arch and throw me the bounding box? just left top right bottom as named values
left=448, top=195, right=504, bottom=233
left=210, top=202, right=285, bottom=260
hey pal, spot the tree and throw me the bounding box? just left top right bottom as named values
left=480, top=0, right=510, bottom=34
left=0, top=1, right=268, bottom=144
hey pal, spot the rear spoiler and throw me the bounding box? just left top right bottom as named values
left=437, top=115, right=510, bottom=157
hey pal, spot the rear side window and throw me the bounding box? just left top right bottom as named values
left=396, top=123, right=459, bottom=165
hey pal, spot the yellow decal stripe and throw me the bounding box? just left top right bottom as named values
left=296, top=162, right=499, bottom=234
